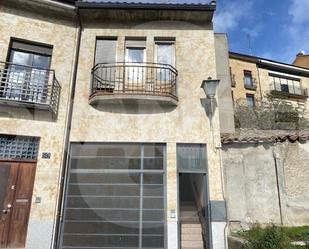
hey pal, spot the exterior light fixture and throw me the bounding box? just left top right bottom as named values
left=201, top=77, right=220, bottom=99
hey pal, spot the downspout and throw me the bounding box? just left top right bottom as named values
left=256, top=63, right=263, bottom=100
left=273, top=149, right=284, bottom=225
left=52, top=6, right=82, bottom=249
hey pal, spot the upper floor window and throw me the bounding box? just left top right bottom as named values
left=94, top=37, right=117, bottom=65
left=244, top=70, right=253, bottom=86
left=125, top=38, right=146, bottom=63
left=270, top=74, right=302, bottom=96
left=2, top=39, right=53, bottom=103
left=246, top=93, right=255, bottom=108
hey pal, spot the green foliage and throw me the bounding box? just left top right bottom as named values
left=282, top=226, right=309, bottom=241
left=234, top=95, right=309, bottom=130
left=242, top=224, right=292, bottom=249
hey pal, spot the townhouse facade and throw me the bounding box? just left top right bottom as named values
left=229, top=52, right=309, bottom=109
left=0, top=1, right=229, bottom=249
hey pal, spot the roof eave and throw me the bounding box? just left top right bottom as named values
left=76, top=2, right=216, bottom=11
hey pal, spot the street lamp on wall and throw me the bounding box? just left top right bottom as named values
left=201, top=77, right=220, bottom=100
left=201, top=77, right=220, bottom=147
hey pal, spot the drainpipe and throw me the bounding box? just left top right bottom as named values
left=256, top=64, right=263, bottom=100
left=273, top=149, right=284, bottom=225
left=52, top=6, right=82, bottom=249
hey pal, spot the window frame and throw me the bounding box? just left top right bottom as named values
left=246, top=93, right=255, bottom=108
left=154, top=40, right=176, bottom=67
left=244, top=70, right=253, bottom=87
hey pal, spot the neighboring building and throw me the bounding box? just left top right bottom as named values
left=293, top=52, right=309, bottom=69
left=229, top=52, right=309, bottom=109
left=0, top=1, right=229, bottom=249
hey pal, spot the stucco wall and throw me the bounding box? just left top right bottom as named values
left=222, top=141, right=309, bottom=230
left=70, top=19, right=225, bottom=248
left=214, top=33, right=235, bottom=134
left=0, top=2, right=77, bottom=248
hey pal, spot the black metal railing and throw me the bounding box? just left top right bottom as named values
left=270, top=81, right=308, bottom=98
left=91, top=62, right=178, bottom=99
left=0, top=61, right=61, bottom=115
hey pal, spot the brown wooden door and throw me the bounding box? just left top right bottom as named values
left=0, top=162, right=36, bottom=248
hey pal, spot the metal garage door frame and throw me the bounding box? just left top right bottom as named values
left=57, top=142, right=167, bottom=249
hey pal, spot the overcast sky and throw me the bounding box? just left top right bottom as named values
left=213, top=0, right=309, bottom=63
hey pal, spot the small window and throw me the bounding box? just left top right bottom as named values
left=244, top=70, right=253, bottom=86
left=246, top=94, right=255, bottom=108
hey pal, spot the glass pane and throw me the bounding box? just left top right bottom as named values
left=177, top=144, right=207, bottom=173
left=127, top=48, right=144, bottom=63
left=0, top=165, right=10, bottom=209
left=246, top=96, right=254, bottom=108
left=157, top=44, right=172, bottom=65
left=244, top=73, right=252, bottom=86
left=71, top=157, right=141, bottom=170
left=10, top=50, right=32, bottom=66
left=33, top=54, right=50, bottom=69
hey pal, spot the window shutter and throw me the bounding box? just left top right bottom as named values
left=11, top=40, right=53, bottom=56
left=95, top=39, right=117, bottom=65
left=125, top=39, right=146, bottom=48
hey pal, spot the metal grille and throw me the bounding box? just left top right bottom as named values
left=0, top=135, right=39, bottom=160
left=60, top=143, right=166, bottom=249
left=0, top=61, right=61, bottom=115
left=91, top=62, right=178, bottom=99
left=177, top=143, right=207, bottom=173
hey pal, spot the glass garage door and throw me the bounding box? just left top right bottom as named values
left=59, top=143, right=166, bottom=249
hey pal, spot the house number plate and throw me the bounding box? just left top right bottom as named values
left=42, top=152, right=51, bottom=159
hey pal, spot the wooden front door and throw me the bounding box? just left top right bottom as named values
left=0, top=162, right=36, bottom=248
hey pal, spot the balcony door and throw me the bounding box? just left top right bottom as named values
left=125, top=39, right=146, bottom=92
left=3, top=40, right=52, bottom=103
left=155, top=42, right=175, bottom=94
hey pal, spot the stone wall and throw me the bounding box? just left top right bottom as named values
left=222, top=141, right=309, bottom=230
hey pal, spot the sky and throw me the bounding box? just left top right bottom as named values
left=213, top=0, right=309, bottom=64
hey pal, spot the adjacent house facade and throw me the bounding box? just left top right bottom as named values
left=229, top=52, right=309, bottom=109
left=0, top=1, right=228, bottom=249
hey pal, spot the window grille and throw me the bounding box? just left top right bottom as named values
left=177, top=143, right=207, bottom=173
left=0, top=135, right=39, bottom=160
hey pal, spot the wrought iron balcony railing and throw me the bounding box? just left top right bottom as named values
left=90, top=62, right=178, bottom=105
left=270, top=81, right=308, bottom=99
left=0, top=61, right=60, bottom=115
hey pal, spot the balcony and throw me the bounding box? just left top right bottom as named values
left=90, top=62, right=178, bottom=106
left=270, top=82, right=308, bottom=99
left=0, top=61, right=61, bottom=115
left=244, top=78, right=258, bottom=90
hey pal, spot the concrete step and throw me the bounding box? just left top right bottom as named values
left=181, top=210, right=198, bottom=217
left=181, top=225, right=202, bottom=234
left=180, top=205, right=198, bottom=211
left=181, top=240, right=204, bottom=248
left=182, top=234, right=203, bottom=241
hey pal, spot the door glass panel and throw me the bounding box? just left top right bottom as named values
left=6, top=50, right=50, bottom=103
left=156, top=44, right=173, bottom=82
left=126, top=48, right=145, bottom=85
left=5, top=51, right=32, bottom=99
left=0, top=165, right=10, bottom=209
